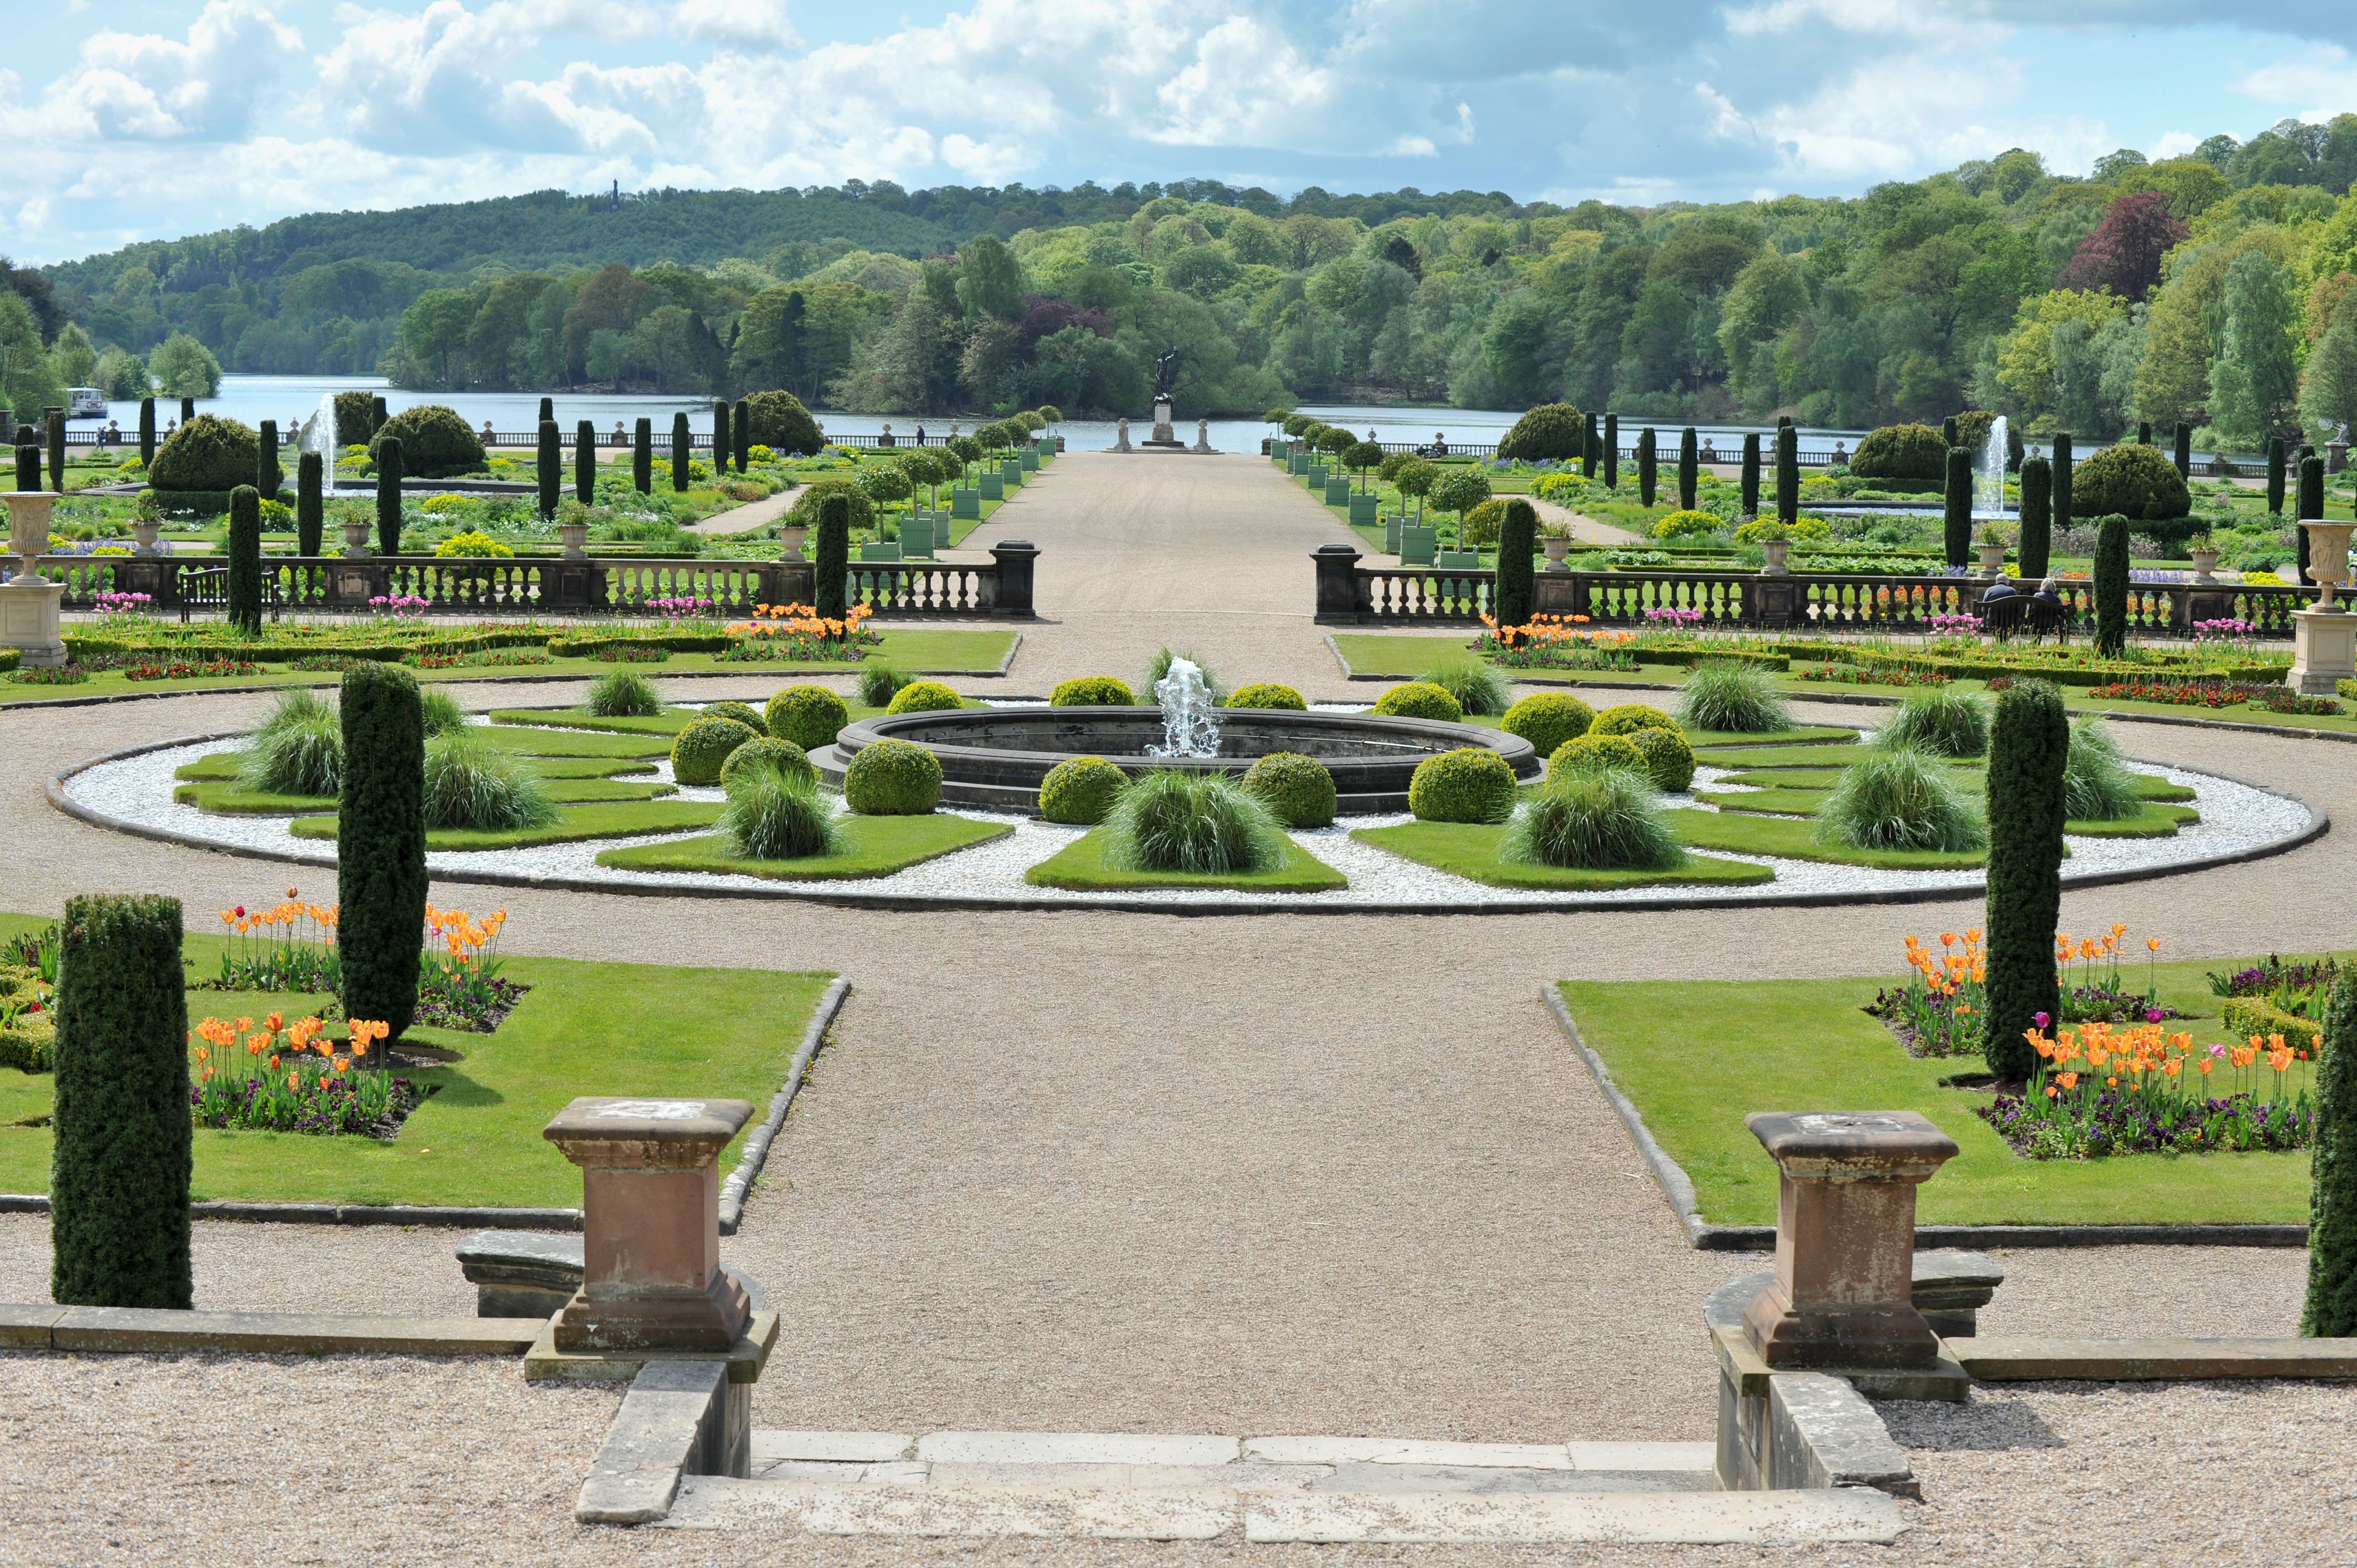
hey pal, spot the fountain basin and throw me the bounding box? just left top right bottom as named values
left=814, top=706, right=1541, bottom=814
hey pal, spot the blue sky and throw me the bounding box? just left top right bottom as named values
left=3, top=1, right=2355, bottom=264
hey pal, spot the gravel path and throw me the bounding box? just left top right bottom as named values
left=0, top=452, right=2351, bottom=1561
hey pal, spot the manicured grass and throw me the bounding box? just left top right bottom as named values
left=1558, top=965, right=2317, bottom=1226
left=473, top=725, right=675, bottom=759
left=1025, top=829, right=1346, bottom=892
left=595, top=814, right=1011, bottom=880
left=485, top=708, right=697, bottom=735
left=290, top=799, right=724, bottom=850
left=1662, top=807, right=1988, bottom=869
left=177, top=771, right=673, bottom=813
left=1696, top=742, right=1876, bottom=768
left=1352, top=821, right=1772, bottom=889
left=0, top=913, right=833, bottom=1206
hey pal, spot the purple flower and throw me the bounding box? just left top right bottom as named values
left=2145, top=1007, right=2164, bottom=1023
left=2033, top=1011, right=2050, bottom=1028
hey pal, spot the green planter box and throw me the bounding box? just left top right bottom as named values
left=1385, top=512, right=1402, bottom=553
left=980, top=473, right=1004, bottom=500
left=1001, top=460, right=1023, bottom=486
left=1019, top=448, right=1039, bottom=472
left=1036, top=438, right=1054, bottom=462
left=1289, top=454, right=1308, bottom=474
left=1308, top=464, right=1327, bottom=484
left=951, top=487, right=980, bottom=518
left=1325, top=477, right=1351, bottom=506
left=1349, top=493, right=1376, bottom=525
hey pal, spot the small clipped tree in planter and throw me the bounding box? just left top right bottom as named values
left=375, top=435, right=405, bottom=554
left=2303, top=972, right=2357, bottom=1337
left=227, top=484, right=262, bottom=633
left=1943, top=446, right=1973, bottom=567
left=1393, top=455, right=1436, bottom=523
left=1981, top=678, right=2068, bottom=1085
left=1429, top=466, right=1493, bottom=544
left=814, top=491, right=850, bottom=621
left=1677, top=426, right=1698, bottom=511
left=2092, top=513, right=2129, bottom=655
left=49, top=892, right=191, bottom=1309
left=2016, top=454, right=2052, bottom=581
left=1345, top=440, right=1383, bottom=491
left=1494, top=498, right=1537, bottom=628
left=338, top=661, right=427, bottom=1040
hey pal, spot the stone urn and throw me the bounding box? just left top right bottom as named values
left=131, top=517, right=162, bottom=555
left=2303, top=520, right=2357, bottom=608
left=342, top=517, right=373, bottom=558
left=1759, top=538, right=1792, bottom=577
left=779, top=523, right=808, bottom=563
left=2189, top=546, right=2220, bottom=585
left=1542, top=534, right=1571, bottom=572
left=559, top=520, right=589, bottom=560
left=1977, top=538, right=2007, bottom=580
left=6, top=491, right=54, bottom=581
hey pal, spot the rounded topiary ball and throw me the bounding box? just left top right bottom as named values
left=1372, top=681, right=1465, bottom=722
left=671, top=716, right=758, bottom=786
left=1548, top=733, right=1645, bottom=778
left=1038, top=755, right=1128, bottom=824
left=2070, top=441, right=2191, bottom=520
left=149, top=414, right=260, bottom=492
left=718, top=736, right=814, bottom=788
left=1050, top=676, right=1136, bottom=707
left=368, top=404, right=486, bottom=479
left=1591, top=703, right=1681, bottom=739
left=1626, top=726, right=1696, bottom=793
left=702, top=699, right=766, bottom=735
left=740, top=389, right=825, bottom=456
left=1502, top=692, right=1596, bottom=757
left=1225, top=681, right=1308, bottom=710
left=1407, top=747, right=1518, bottom=823
left=843, top=737, right=943, bottom=814
left=885, top=679, right=962, bottom=715
left=765, top=685, right=850, bottom=750
left=1243, top=751, right=1337, bottom=828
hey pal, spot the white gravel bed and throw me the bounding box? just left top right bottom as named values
left=61, top=735, right=2315, bottom=910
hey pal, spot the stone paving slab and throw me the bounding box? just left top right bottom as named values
left=658, top=1477, right=1239, bottom=1539
left=1243, top=1435, right=1574, bottom=1468
left=1242, top=1486, right=1908, bottom=1545
left=0, top=1303, right=544, bottom=1356
left=913, top=1431, right=1241, bottom=1466
left=753, top=1431, right=915, bottom=1463
left=1957, top=1335, right=2357, bottom=1380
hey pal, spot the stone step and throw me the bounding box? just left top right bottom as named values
left=646, top=1429, right=1907, bottom=1543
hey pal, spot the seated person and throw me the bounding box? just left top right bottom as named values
left=1980, top=577, right=2019, bottom=604
left=2032, top=576, right=2066, bottom=606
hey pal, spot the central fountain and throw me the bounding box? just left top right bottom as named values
left=814, top=675, right=1538, bottom=816
left=1972, top=414, right=2008, bottom=519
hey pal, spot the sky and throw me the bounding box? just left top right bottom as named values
left=3, top=0, right=2356, bottom=265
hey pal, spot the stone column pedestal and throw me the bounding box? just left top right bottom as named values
left=1114, top=419, right=1131, bottom=453
left=1311, top=542, right=1364, bottom=623
left=2288, top=608, right=2357, bottom=695
left=542, top=1096, right=755, bottom=1353
left=2, top=491, right=64, bottom=667
left=1740, top=1111, right=1958, bottom=1370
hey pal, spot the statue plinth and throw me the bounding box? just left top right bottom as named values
left=2290, top=521, right=2357, bottom=694
left=2, top=492, right=64, bottom=667
left=1141, top=398, right=1186, bottom=451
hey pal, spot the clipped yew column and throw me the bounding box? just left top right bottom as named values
left=1741, top=1111, right=1958, bottom=1369
left=544, top=1097, right=755, bottom=1352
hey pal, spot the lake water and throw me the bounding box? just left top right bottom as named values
left=138, top=375, right=1873, bottom=454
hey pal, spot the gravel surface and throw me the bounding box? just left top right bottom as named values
left=2, top=452, right=2353, bottom=1563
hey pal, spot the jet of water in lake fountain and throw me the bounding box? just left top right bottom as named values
left=1973, top=415, right=2008, bottom=519
left=301, top=391, right=338, bottom=498
left=1147, top=658, right=1222, bottom=758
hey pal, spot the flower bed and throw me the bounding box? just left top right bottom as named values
left=189, top=1012, right=420, bottom=1137
left=1988, top=1022, right=2314, bottom=1158
left=1796, top=662, right=1951, bottom=688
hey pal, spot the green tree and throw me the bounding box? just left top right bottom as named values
left=2207, top=249, right=2299, bottom=444
left=0, top=293, right=63, bottom=416
left=1716, top=250, right=1807, bottom=390
left=338, top=662, right=428, bottom=1040
left=464, top=272, right=556, bottom=387
left=1981, top=680, right=2068, bottom=1084
left=625, top=305, right=719, bottom=393
left=51, top=322, right=97, bottom=386
left=2303, top=972, right=2357, bottom=1337
left=956, top=235, right=1026, bottom=320
left=563, top=262, right=653, bottom=371
left=2299, top=290, right=2357, bottom=438
left=399, top=288, right=477, bottom=388
left=148, top=332, right=221, bottom=398
left=732, top=286, right=807, bottom=392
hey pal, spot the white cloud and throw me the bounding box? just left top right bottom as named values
left=2232, top=46, right=2357, bottom=116
left=673, top=0, right=798, bottom=51
left=24, top=0, right=301, bottom=143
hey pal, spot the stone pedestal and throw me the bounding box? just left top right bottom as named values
left=1114, top=418, right=1131, bottom=453
left=1192, top=418, right=1213, bottom=454
left=2, top=491, right=64, bottom=667
left=1740, top=1111, right=1958, bottom=1371
left=2288, top=608, right=2357, bottom=695
left=1150, top=398, right=1176, bottom=446
left=542, top=1096, right=755, bottom=1353
left=1311, top=542, right=1364, bottom=623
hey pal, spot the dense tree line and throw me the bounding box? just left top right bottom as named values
left=22, top=116, right=2357, bottom=440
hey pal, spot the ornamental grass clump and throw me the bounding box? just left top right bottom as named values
left=719, top=765, right=844, bottom=862
left=587, top=669, right=662, bottom=718
left=1372, top=681, right=1463, bottom=721
left=1502, top=766, right=1684, bottom=870
left=1814, top=745, right=1988, bottom=853
left=241, top=689, right=342, bottom=795
left=1878, top=688, right=1990, bottom=758
left=2062, top=716, right=2142, bottom=821
left=1103, top=770, right=1289, bottom=874
left=418, top=688, right=467, bottom=737
left=1675, top=662, right=1789, bottom=734
left=858, top=666, right=913, bottom=707
left=1420, top=656, right=1509, bottom=716
left=422, top=733, right=558, bottom=831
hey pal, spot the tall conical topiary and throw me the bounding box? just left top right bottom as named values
left=17, top=439, right=38, bottom=491
left=2092, top=513, right=2129, bottom=655
left=2137, top=420, right=2151, bottom=446
left=2297, top=452, right=2326, bottom=587
left=1775, top=423, right=1798, bottom=527
left=536, top=417, right=560, bottom=518
left=138, top=396, right=156, bottom=466
left=49, top=892, right=191, bottom=1309
left=1494, top=498, right=1536, bottom=630
left=2016, top=455, right=2051, bottom=582
left=1941, top=415, right=1958, bottom=450
left=538, top=396, right=553, bottom=422
left=1603, top=414, right=1618, bottom=489
left=734, top=398, right=752, bottom=472
left=1677, top=426, right=1698, bottom=511
left=1741, top=432, right=1761, bottom=517
left=258, top=419, right=280, bottom=500
left=713, top=400, right=731, bottom=477
left=1943, top=447, right=1973, bottom=567
left=1982, top=679, right=2068, bottom=1085
left=574, top=419, right=596, bottom=505
left=47, top=410, right=64, bottom=494
left=2302, top=972, right=2357, bottom=1337
left=227, top=484, right=262, bottom=634
left=2267, top=436, right=2287, bottom=515
left=369, top=394, right=387, bottom=432
left=1636, top=427, right=1657, bottom=506
left=2052, top=430, right=2073, bottom=541
left=2173, top=422, right=2191, bottom=478
left=375, top=434, right=404, bottom=554
left=1582, top=411, right=1599, bottom=478
left=633, top=416, right=652, bottom=493
left=671, top=411, right=692, bottom=492
left=338, top=662, right=426, bottom=1040
left=296, top=451, right=324, bottom=556
left=814, top=491, right=850, bottom=621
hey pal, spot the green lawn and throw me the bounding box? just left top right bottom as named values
left=595, top=814, right=1011, bottom=880
left=1662, top=807, right=1988, bottom=869
left=0, top=912, right=833, bottom=1207
left=1558, top=964, right=2318, bottom=1226
left=1351, top=821, right=1772, bottom=890
left=1026, top=830, right=1346, bottom=892
left=287, top=799, right=724, bottom=850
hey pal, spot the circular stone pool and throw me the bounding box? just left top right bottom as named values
left=814, top=706, right=1541, bottom=813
